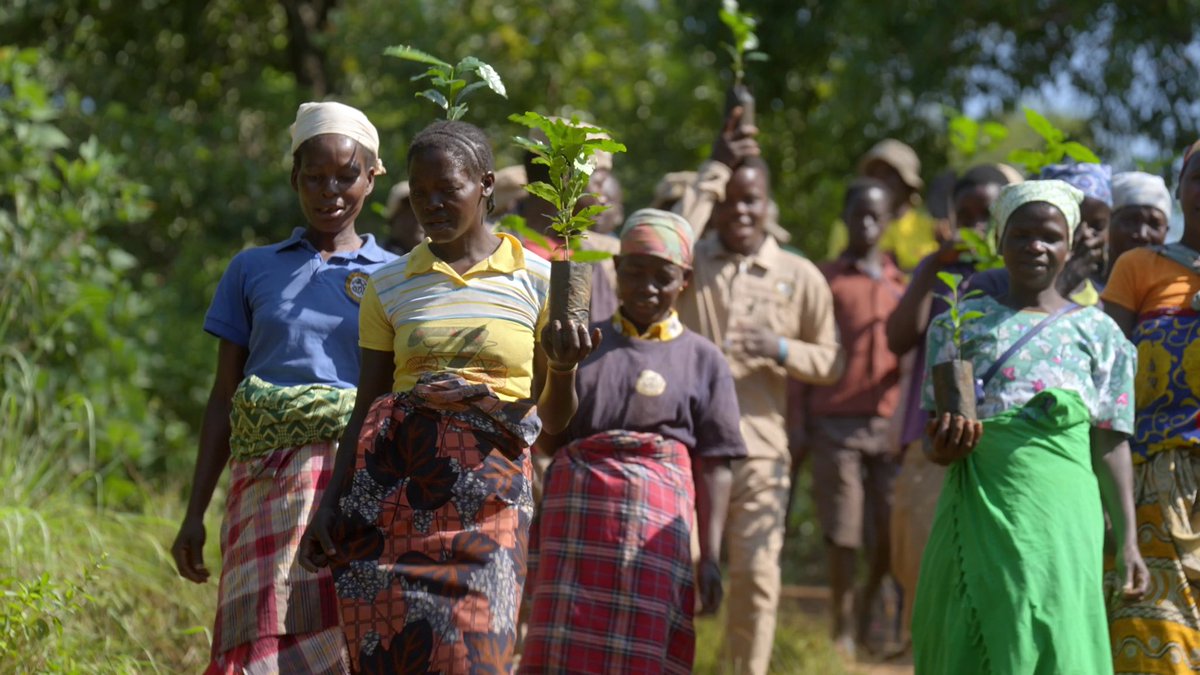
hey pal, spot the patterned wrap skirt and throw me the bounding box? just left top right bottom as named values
left=329, top=374, right=541, bottom=674
left=208, top=441, right=349, bottom=675
left=520, top=430, right=696, bottom=675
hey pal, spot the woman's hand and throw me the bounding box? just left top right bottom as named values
left=171, top=517, right=210, bottom=583
left=925, top=413, right=983, bottom=464
left=1113, top=541, right=1150, bottom=603
left=541, top=320, right=602, bottom=371
left=697, top=558, right=724, bottom=616
left=297, top=505, right=339, bottom=573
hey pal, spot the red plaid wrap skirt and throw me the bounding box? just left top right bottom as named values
left=208, top=441, right=349, bottom=674
left=520, top=430, right=696, bottom=674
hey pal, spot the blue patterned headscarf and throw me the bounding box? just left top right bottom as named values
left=1038, top=162, right=1112, bottom=206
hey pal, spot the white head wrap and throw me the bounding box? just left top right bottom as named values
left=992, top=179, right=1084, bottom=245
left=1112, top=171, right=1172, bottom=218
left=290, top=101, right=386, bottom=175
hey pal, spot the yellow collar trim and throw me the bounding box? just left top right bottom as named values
left=405, top=232, right=526, bottom=283
left=612, top=308, right=684, bottom=341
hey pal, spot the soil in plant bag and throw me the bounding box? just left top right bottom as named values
left=724, top=83, right=755, bottom=130
left=549, top=260, right=592, bottom=328
left=931, top=360, right=977, bottom=420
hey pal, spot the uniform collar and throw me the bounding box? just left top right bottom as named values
left=274, top=227, right=390, bottom=263
left=612, top=308, right=684, bottom=341
left=405, top=232, right=526, bottom=282
left=699, top=231, right=780, bottom=271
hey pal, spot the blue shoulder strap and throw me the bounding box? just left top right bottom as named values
left=975, top=303, right=1083, bottom=398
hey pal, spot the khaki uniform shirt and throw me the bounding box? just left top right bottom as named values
left=676, top=165, right=844, bottom=460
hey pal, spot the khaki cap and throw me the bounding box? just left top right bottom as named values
left=858, top=139, right=923, bottom=190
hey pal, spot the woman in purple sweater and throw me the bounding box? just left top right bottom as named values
left=520, top=209, right=747, bottom=674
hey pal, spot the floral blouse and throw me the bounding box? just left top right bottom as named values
left=922, top=295, right=1135, bottom=433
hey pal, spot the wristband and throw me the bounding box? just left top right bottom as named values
left=776, top=337, right=788, bottom=364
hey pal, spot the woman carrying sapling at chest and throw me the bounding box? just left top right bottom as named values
left=912, top=180, right=1148, bottom=675
left=297, top=120, right=598, bottom=674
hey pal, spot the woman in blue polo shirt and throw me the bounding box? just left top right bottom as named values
left=170, top=101, right=397, bottom=674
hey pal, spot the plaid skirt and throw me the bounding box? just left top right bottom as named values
left=520, top=431, right=696, bottom=675
left=329, top=374, right=540, bottom=674
left=209, top=442, right=348, bottom=672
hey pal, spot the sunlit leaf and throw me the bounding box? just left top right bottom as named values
left=383, top=45, right=451, bottom=68
left=1023, top=107, right=1063, bottom=144
left=416, top=89, right=448, bottom=110
left=1062, top=141, right=1100, bottom=163
left=569, top=249, right=614, bottom=263
left=473, top=63, right=507, bottom=98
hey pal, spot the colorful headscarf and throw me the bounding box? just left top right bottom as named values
left=618, top=208, right=694, bottom=269
left=1038, top=162, right=1111, bottom=206
left=992, top=180, right=1084, bottom=245
left=1112, top=172, right=1172, bottom=217
left=290, top=101, right=386, bottom=175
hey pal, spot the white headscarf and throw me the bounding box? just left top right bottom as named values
left=289, top=101, right=386, bottom=175
left=1112, top=171, right=1172, bottom=218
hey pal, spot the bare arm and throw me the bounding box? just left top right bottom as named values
left=171, top=338, right=248, bottom=582
left=886, top=257, right=942, bottom=356
left=535, top=320, right=600, bottom=435
left=1092, top=428, right=1149, bottom=601
left=673, top=106, right=758, bottom=238
left=1104, top=302, right=1137, bottom=341
left=695, top=457, right=732, bottom=615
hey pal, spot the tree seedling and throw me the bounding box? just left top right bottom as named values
left=384, top=45, right=506, bottom=120
left=508, top=112, right=626, bottom=259
left=1007, top=107, right=1100, bottom=174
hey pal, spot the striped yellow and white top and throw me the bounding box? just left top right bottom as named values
left=359, top=233, right=550, bottom=401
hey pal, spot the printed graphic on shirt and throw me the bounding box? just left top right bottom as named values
left=403, top=325, right=509, bottom=389
left=345, top=271, right=370, bottom=302
left=635, top=369, right=667, bottom=397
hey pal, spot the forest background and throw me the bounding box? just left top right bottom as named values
left=1, top=1, right=1197, bottom=671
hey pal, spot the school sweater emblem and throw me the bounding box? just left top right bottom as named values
left=345, top=271, right=370, bottom=302
left=635, top=369, right=667, bottom=397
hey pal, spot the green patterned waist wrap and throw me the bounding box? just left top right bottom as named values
left=228, top=375, right=356, bottom=460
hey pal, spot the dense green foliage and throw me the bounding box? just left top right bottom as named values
left=1, top=1, right=1196, bottom=668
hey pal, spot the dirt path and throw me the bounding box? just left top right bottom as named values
left=780, top=585, right=913, bottom=675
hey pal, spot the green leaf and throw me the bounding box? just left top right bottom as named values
left=473, top=63, right=507, bottom=98
left=1006, top=148, right=1046, bottom=171
left=512, top=135, right=549, bottom=156
left=961, top=311, right=985, bottom=321
left=936, top=271, right=961, bottom=290
left=744, top=51, right=770, bottom=62
left=499, top=214, right=553, bottom=250
left=586, top=138, right=627, bottom=154
left=963, top=289, right=984, bottom=300
left=1062, top=141, right=1100, bottom=163
left=522, top=181, right=561, bottom=207
left=569, top=249, right=614, bottom=263
left=383, top=45, right=451, bottom=68
left=447, top=104, right=467, bottom=120
left=980, top=121, right=1009, bottom=143
left=416, top=89, right=449, bottom=110
left=455, top=56, right=486, bottom=72
left=574, top=204, right=608, bottom=220
left=1023, top=107, right=1063, bottom=144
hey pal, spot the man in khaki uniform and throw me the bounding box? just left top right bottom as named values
left=675, top=108, right=844, bottom=674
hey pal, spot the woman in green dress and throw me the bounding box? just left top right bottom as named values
left=913, top=179, right=1149, bottom=674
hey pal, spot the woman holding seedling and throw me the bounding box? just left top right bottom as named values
left=913, top=180, right=1147, bottom=674
left=520, top=209, right=745, bottom=674
left=297, top=119, right=597, bottom=673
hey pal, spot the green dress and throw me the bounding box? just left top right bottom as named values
left=914, top=296, right=1135, bottom=674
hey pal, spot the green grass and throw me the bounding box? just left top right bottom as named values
left=0, top=493, right=220, bottom=673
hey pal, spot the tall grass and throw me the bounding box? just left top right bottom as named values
left=0, top=349, right=219, bottom=672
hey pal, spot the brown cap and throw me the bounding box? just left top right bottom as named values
left=385, top=181, right=410, bottom=219
left=492, top=165, right=528, bottom=214
left=650, top=171, right=697, bottom=210
left=858, top=139, right=923, bottom=190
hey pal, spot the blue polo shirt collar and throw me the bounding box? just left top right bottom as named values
left=273, top=227, right=390, bottom=263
